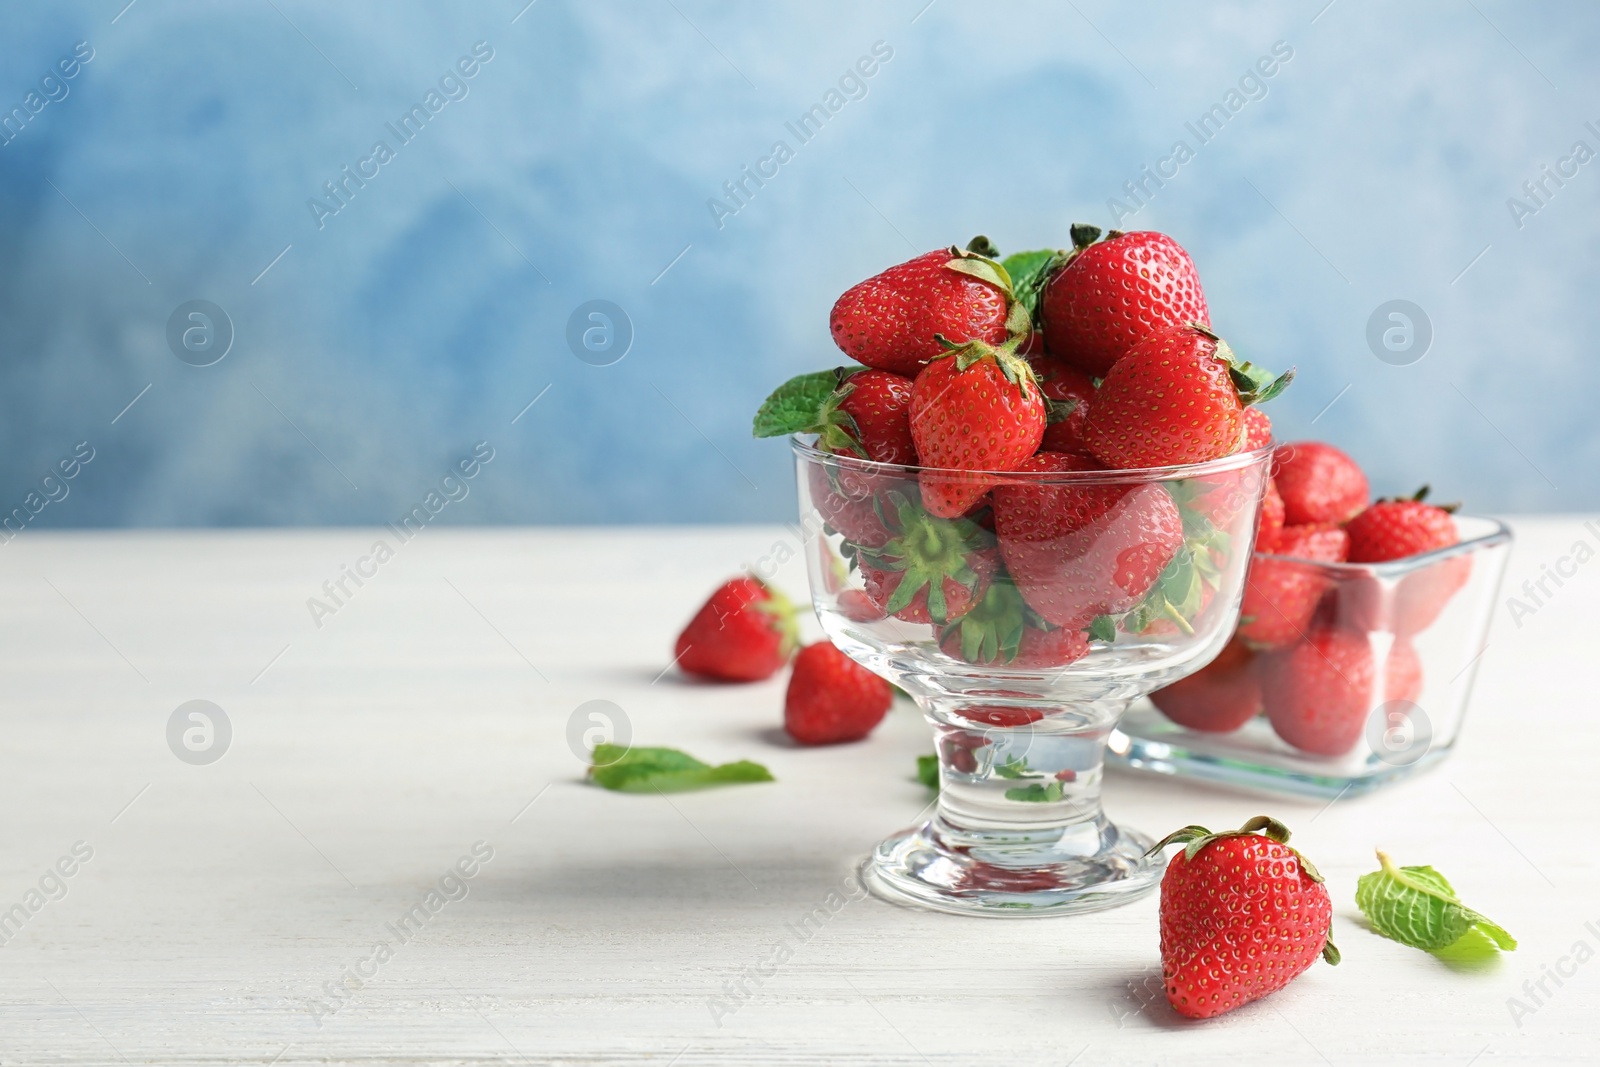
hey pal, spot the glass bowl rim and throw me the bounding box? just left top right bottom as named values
left=790, top=435, right=1275, bottom=484
left=1253, top=515, right=1512, bottom=576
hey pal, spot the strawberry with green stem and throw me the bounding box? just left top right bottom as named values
left=674, top=577, right=799, bottom=682
left=909, top=295, right=1047, bottom=518
left=1343, top=485, right=1471, bottom=634
left=830, top=238, right=1014, bottom=377
left=857, top=491, right=997, bottom=625
left=752, top=366, right=915, bottom=464
left=1149, top=815, right=1338, bottom=1019
left=1083, top=322, right=1293, bottom=470
left=936, top=579, right=1091, bottom=669
left=1036, top=225, right=1211, bottom=379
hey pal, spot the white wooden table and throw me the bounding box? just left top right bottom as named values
left=0, top=521, right=1594, bottom=1065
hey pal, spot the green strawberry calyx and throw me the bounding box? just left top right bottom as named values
left=940, top=236, right=1015, bottom=296
left=751, top=367, right=868, bottom=454
left=1379, top=485, right=1461, bottom=513
left=939, top=580, right=1027, bottom=664
left=748, top=577, right=801, bottom=659
left=930, top=299, right=1040, bottom=399
left=1009, top=224, right=1122, bottom=328
left=859, top=491, right=991, bottom=624
left=1147, top=815, right=1339, bottom=964
left=1185, top=322, right=1296, bottom=407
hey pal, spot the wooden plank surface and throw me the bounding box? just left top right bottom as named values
left=0, top=521, right=1593, bottom=1065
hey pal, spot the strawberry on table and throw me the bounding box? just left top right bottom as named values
left=1038, top=225, right=1211, bottom=378
left=909, top=320, right=1046, bottom=518
left=1149, top=815, right=1338, bottom=1019
left=675, top=577, right=798, bottom=682
left=1274, top=441, right=1369, bottom=525
left=1081, top=323, right=1292, bottom=470
left=784, top=641, right=893, bottom=745
left=1261, top=626, right=1376, bottom=756
left=1150, top=637, right=1261, bottom=733
left=830, top=239, right=1013, bottom=377
left=992, top=452, right=1184, bottom=629
left=1237, top=522, right=1350, bottom=650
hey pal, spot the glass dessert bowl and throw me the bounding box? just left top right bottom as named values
left=1111, top=517, right=1511, bottom=797
left=794, top=437, right=1274, bottom=916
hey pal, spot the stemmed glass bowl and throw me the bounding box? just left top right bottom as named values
left=793, top=437, right=1274, bottom=916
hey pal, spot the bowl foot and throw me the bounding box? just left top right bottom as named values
left=861, top=815, right=1159, bottom=917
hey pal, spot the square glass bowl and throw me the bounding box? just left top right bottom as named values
left=1110, top=515, right=1511, bottom=798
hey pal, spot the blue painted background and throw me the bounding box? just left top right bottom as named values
left=0, top=0, right=1594, bottom=529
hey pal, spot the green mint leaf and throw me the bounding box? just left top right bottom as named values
left=588, top=744, right=774, bottom=793
left=752, top=370, right=842, bottom=438
left=1088, top=615, right=1117, bottom=644
left=1355, top=851, right=1517, bottom=957
left=999, top=249, right=1057, bottom=318
left=916, top=754, right=939, bottom=790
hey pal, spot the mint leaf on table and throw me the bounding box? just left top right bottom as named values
left=1355, top=850, right=1516, bottom=958
left=751, top=370, right=845, bottom=438
left=916, top=754, right=939, bottom=790
left=588, top=744, right=773, bottom=793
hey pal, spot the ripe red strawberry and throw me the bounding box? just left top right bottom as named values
left=1384, top=637, right=1423, bottom=704
left=1241, top=405, right=1274, bottom=452
left=1238, top=523, right=1349, bottom=650
left=857, top=492, right=996, bottom=625
left=784, top=641, right=892, bottom=744
left=1014, top=625, right=1091, bottom=667
left=830, top=242, right=1011, bottom=376
left=1274, top=442, right=1369, bottom=525
left=1261, top=626, right=1375, bottom=756
left=1039, top=226, right=1210, bottom=378
left=992, top=452, right=1183, bottom=628
left=1339, top=487, right=1471, bottom=636
left=1029, top=353, right=1097, bottom=455
left=1345, top=487, right=1460, bottom=563
left=910, top=340, right=1046, bottom=517
left=753, top=367, right=915, bottom=463
left=1151, top=816, right=1338, bottom=1019
left=1082, top=323, right=1291, bottom=470
left=1150, top=637, right=1261, bottom=732
left=1256, top=479, right=1286, bottom=553
left=806, top=464, right=893, bottom=549
left=675, top=577, right=798, bottom=682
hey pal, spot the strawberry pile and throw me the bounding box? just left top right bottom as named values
left=1152, top=440, right=1472, bottom=757
left=755, top=228, right=1293, bottom=668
